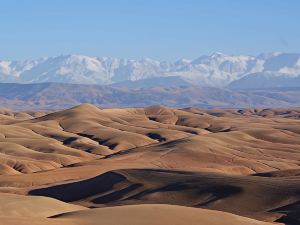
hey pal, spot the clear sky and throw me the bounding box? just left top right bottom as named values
left=1, top=0, right=300, bottom=60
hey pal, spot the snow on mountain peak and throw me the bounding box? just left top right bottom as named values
left=210, top=52, right=227, bottom=58
left=0, top=53, right=300, bottom=87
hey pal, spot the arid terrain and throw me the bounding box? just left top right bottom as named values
left=1, top=104, right=300, bottom=225
left=1, top=83, right=300, bottom=110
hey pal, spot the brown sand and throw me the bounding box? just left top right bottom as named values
left=1, top=204, right=277, bottom=225
left=1, top=104, right=299, bottom=224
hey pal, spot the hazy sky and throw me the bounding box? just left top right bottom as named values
left=1, top=0, right=300, bottom=60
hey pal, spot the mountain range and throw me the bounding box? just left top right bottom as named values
left=1, top=52, right=300, bottom=88
left=0, top=82, right=300, bottom=110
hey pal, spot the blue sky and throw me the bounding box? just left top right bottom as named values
left=1, top=0, right=300, bottom=60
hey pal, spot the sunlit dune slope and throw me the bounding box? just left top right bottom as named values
left=54, top=204, right=277, bottom=225
left=1, top=104, right=300, bottom=225
left=0, top=193, right=85, bottom=218
left=1, top=204, right=277, bottom=225
left=1, top=104, right=300, bottom=176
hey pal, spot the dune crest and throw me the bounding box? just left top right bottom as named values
left=0, top=104, right=299, bottom=224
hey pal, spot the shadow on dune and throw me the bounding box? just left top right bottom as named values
left=29, top=168, right=300, bottom=223
left=29, top=169, right=243, bottom=205
left=273, top=201, right=300, bottom=225
left=30, top=171, right=126, bottom=202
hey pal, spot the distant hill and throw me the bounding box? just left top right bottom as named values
left=0, top=82, right=300, bottom=110
left=110, top=76, right=191, bottom=88
left=228, top=72, right=300, bottom=89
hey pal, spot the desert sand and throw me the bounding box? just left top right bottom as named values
left=0, top=104, right=299, bottom=224
left=1, top=204, right=277, bottom=225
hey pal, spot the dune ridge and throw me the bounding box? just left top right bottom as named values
left=1, top=104, right=300, bottom=224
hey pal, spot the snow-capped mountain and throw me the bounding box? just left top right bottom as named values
left=1, top=52, right=300, bottom=88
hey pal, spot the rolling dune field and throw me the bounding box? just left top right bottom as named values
left=1, top=104, right=300, bottom=225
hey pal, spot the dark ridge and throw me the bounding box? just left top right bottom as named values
left=77, top=133, right=95, bottom=139
left=196, top=185, right=242, bottom=206
left=29, top=171, right=126, bottom=202
left=148, top=116, right=157, bottom=121
left=78, top=133, right=117, bottom=150
left=204, top=127, right=231, bottom=133
left=146, top=133, right=167, bottom=142
left=274, top=201, right=300, bottom=225
left=63, top=137, right=78, bottom=145
left=92, top=183, right=142, bottom=204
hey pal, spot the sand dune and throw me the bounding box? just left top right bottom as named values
left=29, top=168, right=300, bottom=223
left=0, top=104, right=299, bottom=224
left=54, top=204, right=277, bottom=225
left=0, top=193, right=85, bottom=217
left=1, top=104, right=300, bottom=175
left=1, top=204, right=277, bottom=225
